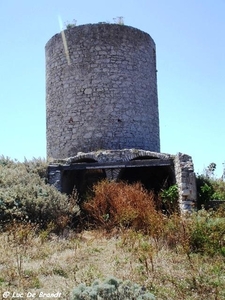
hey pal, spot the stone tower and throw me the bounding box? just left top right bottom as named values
left=46, top=23, right=160, bottom=159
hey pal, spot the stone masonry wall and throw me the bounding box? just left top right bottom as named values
left=48, top=149, right=197, bottom=213
left=46, top=24, right=160, bottom=159
left=174, top=153, right=197, bottom=212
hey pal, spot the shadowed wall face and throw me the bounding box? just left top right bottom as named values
left=46, top=24, right=160, bottom=159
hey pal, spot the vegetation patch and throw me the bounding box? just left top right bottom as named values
left=71, top=277, right=155, bottom=299
left=82, top=180, right=164, bottom=235
left=0, top=156, right=80, bottom=231
left=0, top=157, right=225, bottom=299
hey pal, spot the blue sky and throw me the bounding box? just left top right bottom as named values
left=0, top=0, right=224, bottom=177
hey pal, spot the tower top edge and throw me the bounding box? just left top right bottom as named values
left=45, top=23, right=155, bottom=48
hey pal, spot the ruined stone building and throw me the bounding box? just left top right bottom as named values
left=46, top=23, right=196, bottom=212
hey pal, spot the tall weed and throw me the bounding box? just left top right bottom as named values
left=82, top=180, right=164, bottom=235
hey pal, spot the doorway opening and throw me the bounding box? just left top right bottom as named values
left=61, top=159, right=106, bottom=200
left=118, top=156, right=174, bottom=191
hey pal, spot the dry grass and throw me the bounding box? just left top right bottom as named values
left=1, top=176, right=225, bottom=299
left=0, top=224, right=224, bottom=300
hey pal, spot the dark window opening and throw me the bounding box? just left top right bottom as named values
left=118, top=155, right=175, bottom=199
left=118, top=165, right=175, bottom=192
left=118, top=164, right=175, bottom=211
left=61, top=159, right=106, bottom=201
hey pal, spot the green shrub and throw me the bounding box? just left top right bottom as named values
left=71, top=277, right=155, bottom=299
left=23, top=157, right=48, bottom=180
left=196, top=174, right=225, bottom=209
left=161, top=208, right=225, bottom=256
left=196, top=175, right=215, bottom=208
left=160, top=185, right=179, bottom=214
left=0, top=157, right=79, bottom=230
left=188, top=209, right=225, bottom=256
left=211, top=179, right=225, bottom=200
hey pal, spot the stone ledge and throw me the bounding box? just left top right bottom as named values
left=49, top=149, right=173, bottom=165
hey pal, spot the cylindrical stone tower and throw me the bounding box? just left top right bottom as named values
left=46, top=23, right=160, bottom=159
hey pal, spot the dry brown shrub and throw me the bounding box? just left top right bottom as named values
left=82, top=180, right=164, bottom=235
